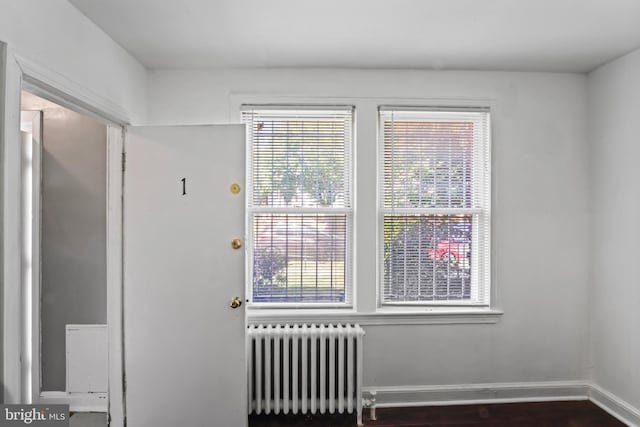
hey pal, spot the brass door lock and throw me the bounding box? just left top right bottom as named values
left=231, top=238, right=242, bottom=249
left=230, top=296, right=242, bottom=309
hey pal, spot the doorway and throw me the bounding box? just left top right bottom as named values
left=20, top=91, right=110, bottom=417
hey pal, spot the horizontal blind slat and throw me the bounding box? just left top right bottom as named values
left=244, top=106, right=354, bottom=305
left=380, top=108, right=490, bottom=305
left=245, top=109, right=352, bottom=209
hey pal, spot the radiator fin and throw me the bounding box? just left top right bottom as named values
left=247, top=323, right=365, bottom=425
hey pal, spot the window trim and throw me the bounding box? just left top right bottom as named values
left=246, top=308, right=504, bottom=326
left=230, top=94, right=499, bottom=324
left=242, top=104, right=356, bottom=308
left=377, top=106, right=492, bottom=308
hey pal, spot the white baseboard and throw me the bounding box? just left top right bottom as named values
left=38, top=391, right=108, bottom=412
left=363, top=381, right=591, bottom=408
left=590, top=385, right=640, bottom=427
left=363, top=381, right=640, bottom=426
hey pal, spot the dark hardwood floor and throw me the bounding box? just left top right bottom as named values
left=249, top=401, right=626, bottom=426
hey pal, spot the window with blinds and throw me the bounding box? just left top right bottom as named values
left=242, top=107, right=353, bottom=305
left=380, top=108, right=491, bottom=305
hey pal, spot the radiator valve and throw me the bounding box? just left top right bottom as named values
left=362, top=391, right=377, bottom=421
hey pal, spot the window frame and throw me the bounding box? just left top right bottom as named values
left=231, top=94, right=501, bottom=324
left=242, top=105, right=356, bottom=309
left=377, top=106, right=492, bottom=308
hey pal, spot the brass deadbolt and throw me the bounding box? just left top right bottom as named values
left=230, top=183, right=241, bottom=194
left=231, top=238, right=242, bottom=249
left=230, top=296, right=242, bottom=309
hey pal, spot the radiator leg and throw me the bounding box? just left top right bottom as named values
left=370, top=406, right=376, bottom=421
left=357, top=409, right=363, bottom=427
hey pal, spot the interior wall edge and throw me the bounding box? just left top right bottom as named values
left=586, top=45, right=640, bottom=416
left=1, top=42, right=24, bottom=405
left=0, top=39, right=7, bottom=405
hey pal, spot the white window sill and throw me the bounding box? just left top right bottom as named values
left=246, top=308, right=503, bottom=326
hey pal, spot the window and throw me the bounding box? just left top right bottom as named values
left=380, top=107, right=491, bottom=306
left=242, top=107, right=354, bottom=306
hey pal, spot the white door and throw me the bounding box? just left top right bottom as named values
left=123, top=125, right=247, bottom=427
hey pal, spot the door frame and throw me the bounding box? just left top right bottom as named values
left=1, top=42, right=129, bottom=425
left=19, top=109, right=42, bottom=405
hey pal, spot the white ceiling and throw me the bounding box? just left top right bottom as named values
left=68, top=0, right=640, bottom=72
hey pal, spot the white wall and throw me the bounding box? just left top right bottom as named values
left=148, top=68, right=591, bottom=389
left=1, top=0, right=147, bottom=401
left=0, top=0, right=147, bottom=122
left=588, top=48, right=640, bottom=411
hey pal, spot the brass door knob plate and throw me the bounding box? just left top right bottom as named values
left=230, top=297, right=242, bottom=309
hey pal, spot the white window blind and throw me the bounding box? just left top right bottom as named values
left=242, top=107, right=353, bottom=305
left=380, top=107, right=491, bottom=305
